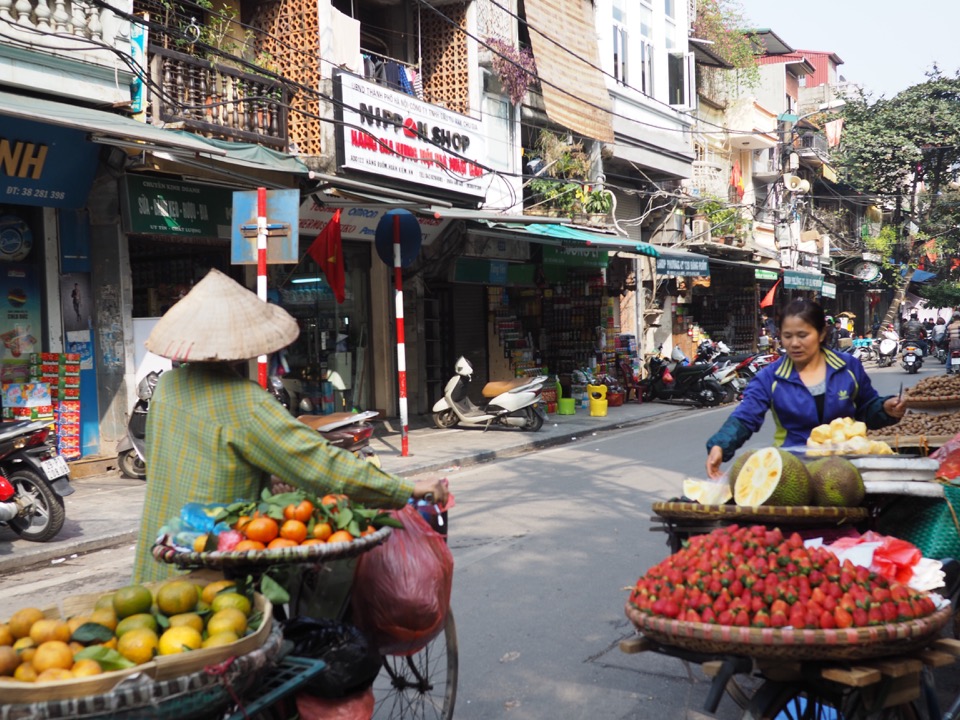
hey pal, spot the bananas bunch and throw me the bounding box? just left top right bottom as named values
left=807, top=417, right=894, bottom=456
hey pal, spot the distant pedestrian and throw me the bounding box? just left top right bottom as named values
left=947, top=313, right=960, bottom=374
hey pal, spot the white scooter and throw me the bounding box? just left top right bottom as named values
left=432, top=357, right=547, bottom=431
left=877, top=329, right=899, bottom=368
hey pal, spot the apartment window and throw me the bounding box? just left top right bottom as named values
left=612, top=0, right=628, bottom=84
left=640, top=41, right=654, bottom=96
left=668, top=51, right=694, bottom=107
left=639, top=2, right=652, bottom=38
left=665, top=0, right=675, bottom=18
left=664, top=0, right=677, bottom=50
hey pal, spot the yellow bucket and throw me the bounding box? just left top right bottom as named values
left=588, top=384, right=608, bottom=417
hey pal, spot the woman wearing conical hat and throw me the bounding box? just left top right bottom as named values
left=131, top=269, right=447, bottom=583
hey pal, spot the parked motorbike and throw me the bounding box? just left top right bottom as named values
left=432, top=356, right=546, bottom=431
left=850, top=338, right=877, bottom=364
left=117, top=371, right=160, bottom=480
left=297, top=410, right=381, bottom=466
left=0, top=420, right=73, bottom=541
left=693, top=341, right=744, bottom=402
left=640, top=345, right=725, bottom=407
left=876, top=331, right=899, bottom=368
left=901, top=341, right=924, bottom=374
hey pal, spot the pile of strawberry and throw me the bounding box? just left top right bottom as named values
left=629, top=525, right=938, bottom=630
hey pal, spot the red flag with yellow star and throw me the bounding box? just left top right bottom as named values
left=307, top=209, right=345, bottom=303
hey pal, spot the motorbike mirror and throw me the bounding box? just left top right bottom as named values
left=299, top=398, right=315, bottom=414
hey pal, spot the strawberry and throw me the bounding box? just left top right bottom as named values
left=868, top=606, right=884, bottom=625
left=819, top=610, right=836, bottom=629
left=872, top=587, right=891, bottom=603
left=855, top=566, right=872, bottom=584
left=770, top=599, right=788, bottom=615
left=822, top=596, right=838, bottom=613
left=717, top=610, right=734, bottom=626
left=891, top=584, right=910, bottom=602
left=882, top=601, right=898, bottom=622
left=730, top=579, right=744, bottom=597
left=714, top=597, right=729, bottom=614
left=786, top=532, right=803, bottom=549
left=808, top=569, right=824, bottom=585
left=803, top=611, right=820, bottom=629
left=811, top=587, right=827, bottom=605
left=663, top=600, right=680, bottom=618
left=897, top=602, right=914, bottom=621
left=834, top=607, right=854, bottom=629
left=839, top=570, right=854, bottom=592
left=733, top=610, right=750, bottom=627
left=852, top=608, right=868, bottom=627
left=839, top=594, right=856, bottom=613
left=918, top=596, right=936, bottom=616
left=771, top=611, right=788, bottom=628
left=825, top=582, right=843, bottom=599
left=685, top=609, right=701, bottom=623
left=751, top=595, right=765, bottom=613
left=701, top=607, right=716, bottom=624
left=753, top=609, right=771, bottom=627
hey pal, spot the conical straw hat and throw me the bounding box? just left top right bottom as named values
left=146, top=269, right=299, bottom=361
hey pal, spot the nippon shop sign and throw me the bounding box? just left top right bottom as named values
left=334, top=71, right=487, bottom=198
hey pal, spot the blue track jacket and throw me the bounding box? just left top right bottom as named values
left=706, top=349, right=898, bottom=462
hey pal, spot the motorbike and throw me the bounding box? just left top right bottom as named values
left=297, top=410, right=381, bottom=467
left=640, top=345, right=725, bottom=407
left=432, top=356, right=547, bottom=431
left=934, top=337, right=948, bottom=365
left=693, top=341, right=745, bottom=402
left=876, top=331, right=899, bottom=368
left=0, top=419, right=74, bottom=541
left=901, top=341, right=924, bottom=374
left=850, top=338, right=876, bottom=363
left=117, top=370, right=160, bottom=480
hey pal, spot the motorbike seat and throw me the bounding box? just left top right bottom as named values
left=481, top=378, right=531, bottom=398
left=297, top=412, right=365, bottom=431
left=0, top=420, right=46, bottom=441
left=673, top=363, right=712, bottom=377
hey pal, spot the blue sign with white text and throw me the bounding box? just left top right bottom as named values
left=0, top=117, right=99, bottom=210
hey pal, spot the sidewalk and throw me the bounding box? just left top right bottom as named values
left=0, top=400, right=688, bottom=574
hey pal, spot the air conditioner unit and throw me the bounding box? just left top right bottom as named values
left=691, top=218, right=711, bottom=243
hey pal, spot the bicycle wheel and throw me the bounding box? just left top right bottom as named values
left=742, top=680, right=921, bottom=720
left=372, top=610, right=458, bottom=720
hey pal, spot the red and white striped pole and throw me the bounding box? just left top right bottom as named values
left=394, top=214, right=409, bottom=456
left=256, top=186, right=268, bottom=389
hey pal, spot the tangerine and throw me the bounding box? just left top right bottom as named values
left=71, top=658, right=103, bottom=677
left=168, top=613, right=204, bottom=633
left=210, top=592, right=252, bottom=615
left=13, top=662, right=38, bottom=682
left=117, top=628, right=159, bottom=665
left=202, top=631, right=239, bottom=648
left=0, top=624, right=13, bottom=646
left=193, top=534, right=209, bottom=553
left=29, top=619, right=71, bottom=645
left=36, top=667, right=74, bottom=683
left=283, top=499, right=315, bottom=523
left=320, top=494, right=347, bottom=510
left=312, top=522, right=333, bottom=541
left=116, top=613, right=158, bottom=637
left=360, top=526, right=377, bottom=537
left=300, top=538, right=325, bottom=546
left=113, top=585, right=153, bottom=619
left=244, top=517, right=279, bottom=544
left=206, top=608, right=248, bottom=636
left=156, top=580, right=200, bottom=615
left=8, top=608, right=44, bottom=639
left=267, top=537, right=298, bottom=550
left=279, top=519, right=308, bottom=544
left=234, top=539, right=266, bottom=551
left=158, top=626, right=203, bottom=655
left=327, top=530, right=355, bottom=544
left=201, top=580, right=236, bottom=606
left=88, top=608, right=118, bottom=631
left=0, top=646, right=18, bottom=675
left=67, top=615, right=91, bottom=635
left=32, top=640, right=73, bottom=673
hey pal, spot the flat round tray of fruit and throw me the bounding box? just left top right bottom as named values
left=152, top=491, right=397, bottom=569
left=625, top=525, right=950, bottom=661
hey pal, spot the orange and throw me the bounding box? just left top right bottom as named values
left=13, top=662, right=38, bottom=682
left=88, top=608, right=117, bottom=632
left=69, top=641, right=85, bottom=655
left=360, top=526, right=377, bottom=537
left=71, top=658, right=103, bottom=677
left=67, top=615, right=91, bottom=635
left=206, top=608, right=248, bottom=636
left=158, top=626, right=203, bottom=655
left=32, top=640, right=73, bottom=673
left=234, top=539, right=266, bottom=551
left=210, top=592, right=252, bottom=615
left=284, top=499, right=315, bottom=523
left=193, top=534, right=209, bottom=553
left=201, top=580, right=236, bottom=606
left=117, top=628, right=159, bottom=665
left=300, top=538, right=325, bottom=546
left=116, top=613, right=158, bottom=637
left=29, top=619, right=72, bottom=645
left=267, top=537, right=298, bottom=550
left=113, top=585, right=153, bottom=619
left=320, top=494, right=347, bottom=511
left=327, top=530, right=355, bottom=544
left=156, top=580, right=200, bottom=616
left=243, top=517, right=279, bottom=544
left=8, top=608, right=44, bottom=639
left=234, top=515, right=252, bottom=531
left=202, top=631, right=239, bottom=648
left=0, top=624, right=13, bottom=646
left=36, top=667, right=74, bottom=682
left=279, top=519, right=308, bottom=544
left=0, top=646, right=18, bottom=675
left=12, top=637, right=34, bottom=652
left=168, top=613, right=204, bottom=633
left=18, top=647, right=36, bottom=665
left=312, top=522, right=333, bottom=541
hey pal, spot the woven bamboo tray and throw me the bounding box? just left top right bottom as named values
left=902, top=396, right=960, bottom=410
left=652, top=502, right=869, bottom=526
left=624, top=603, right=951, bottom=661
left=152, top=525, right=391, bottom=569
left=866, top=434, right=950, bottom=451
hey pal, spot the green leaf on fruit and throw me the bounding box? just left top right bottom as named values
left=70, top=622, right=115, bottom=645
left=74, top=646, right=136, bottom=671
left=373, top=516, right=404, bottom=529
left=336, top=507, right=353, bottom=529
left=260, top=573, right=291, bottom=605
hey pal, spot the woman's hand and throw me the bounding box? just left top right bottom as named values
left=706, top=446, right=724, bottom=480
left=883, top=394, right=907, bottom=419
left=413, top=478, right=449, bottom=506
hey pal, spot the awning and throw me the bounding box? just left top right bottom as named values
left=482, top=222, right=659, bottom=257
left=172, top=132, right=310, bottom=175
left=0, top=90, right=225, bottom=156
left=907, top=268, right=937, bottom=284
left=654, top=248, right=711, bottom=277
left=523, top=0, right=614, bottom=142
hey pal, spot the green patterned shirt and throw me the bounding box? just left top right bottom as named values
left=132, top=364, right=414, bottom=583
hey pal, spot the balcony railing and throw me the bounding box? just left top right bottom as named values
left=798, top=131, right=829, bottom=155
left=0, top=0, right=107, bottom=47
left=690, top=160, right=728, bottom=199
left=148, top=45, right=291, bottom=149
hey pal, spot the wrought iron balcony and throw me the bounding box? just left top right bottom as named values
left=147, top=45, right=292, bottom=149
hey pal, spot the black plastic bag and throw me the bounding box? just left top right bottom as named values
left=282, top=617, right=382, bottom=698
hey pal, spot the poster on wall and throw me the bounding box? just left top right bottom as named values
left=0, top=264, right=40, bottom=374
left=61, top=274, right=94, bottom=370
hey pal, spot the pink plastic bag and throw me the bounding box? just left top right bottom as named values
left=297, top=687, right=374, bottom=720
left=351, top=504, right=454, bottom=655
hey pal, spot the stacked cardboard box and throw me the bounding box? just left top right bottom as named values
left=1, top=381, right=53, bottom=425
left=29, top=353, right=81, bottom=460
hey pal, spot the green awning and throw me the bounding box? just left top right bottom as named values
left=0, top=90, right=225, bottom=155
left=487, top=222, right=660, bottom=257
left=172, top=132, right=310, bottom=175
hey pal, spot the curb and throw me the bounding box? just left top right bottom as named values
left=4, top=531, right=140, bottom=575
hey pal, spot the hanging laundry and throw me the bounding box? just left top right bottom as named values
left=397, top=65, right=415, bottom=96
left=411, top=69, right=424, bottom=100
left=384, top=61, right=403, bottom=91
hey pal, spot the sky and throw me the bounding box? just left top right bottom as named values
left=737, top=0, right=960, bottom=99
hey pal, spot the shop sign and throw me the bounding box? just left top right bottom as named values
left=299, top=197, right=450, bottom=246
left=656, top=253, right=710, bottom=277
left=822, top=281, right=837, bottom=299
left=541, top=246, right=608, bottom=268
left=755, top=269, right=779, bottom=281
left=784, top=269, right=823, bottom=291
left=0, top=117, right=98, bottom=210
left=121, top=175, right=232, bottom=237
left=464, top=235, right=531, bottom=261
left=334, top=71, right=487, bottom=198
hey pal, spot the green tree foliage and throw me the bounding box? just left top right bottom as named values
left=692, top=0, right=759, bottom=73
left=919, top=281, right=960, bottom=309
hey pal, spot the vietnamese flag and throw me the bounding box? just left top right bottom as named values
left=307, top=209, right=345, bottom=303
left=759, top=280, right=780, bottom=309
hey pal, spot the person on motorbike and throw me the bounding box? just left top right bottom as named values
left=131, top=269, right=448, bottom=583
left=823, top=316, right=839, bottom=351
left=705, top=299, right=906, bottom=479
left=901, top=311, right=927, bottom=355
left=947, top=313, right=960, bottom=374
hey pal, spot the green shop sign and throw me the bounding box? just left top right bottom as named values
left=783, top=269, right=823, bottom=291
left=755, top=269, right=779, bottom=281
left=121, top=175, right=233, bottom=237
left=541, top=245, right=608, bottom=268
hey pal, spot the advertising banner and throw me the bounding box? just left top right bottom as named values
left=299, top=197, right=450, bottom=246
left=334, top=71, right=487, bottom=197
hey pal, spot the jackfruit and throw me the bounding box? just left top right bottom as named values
left=806, top=457, right=865, bottom=507
left=733, top=447, right=813, bottom=507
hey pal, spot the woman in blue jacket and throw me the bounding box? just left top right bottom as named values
left=706, top=299, right=906, bottom=479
